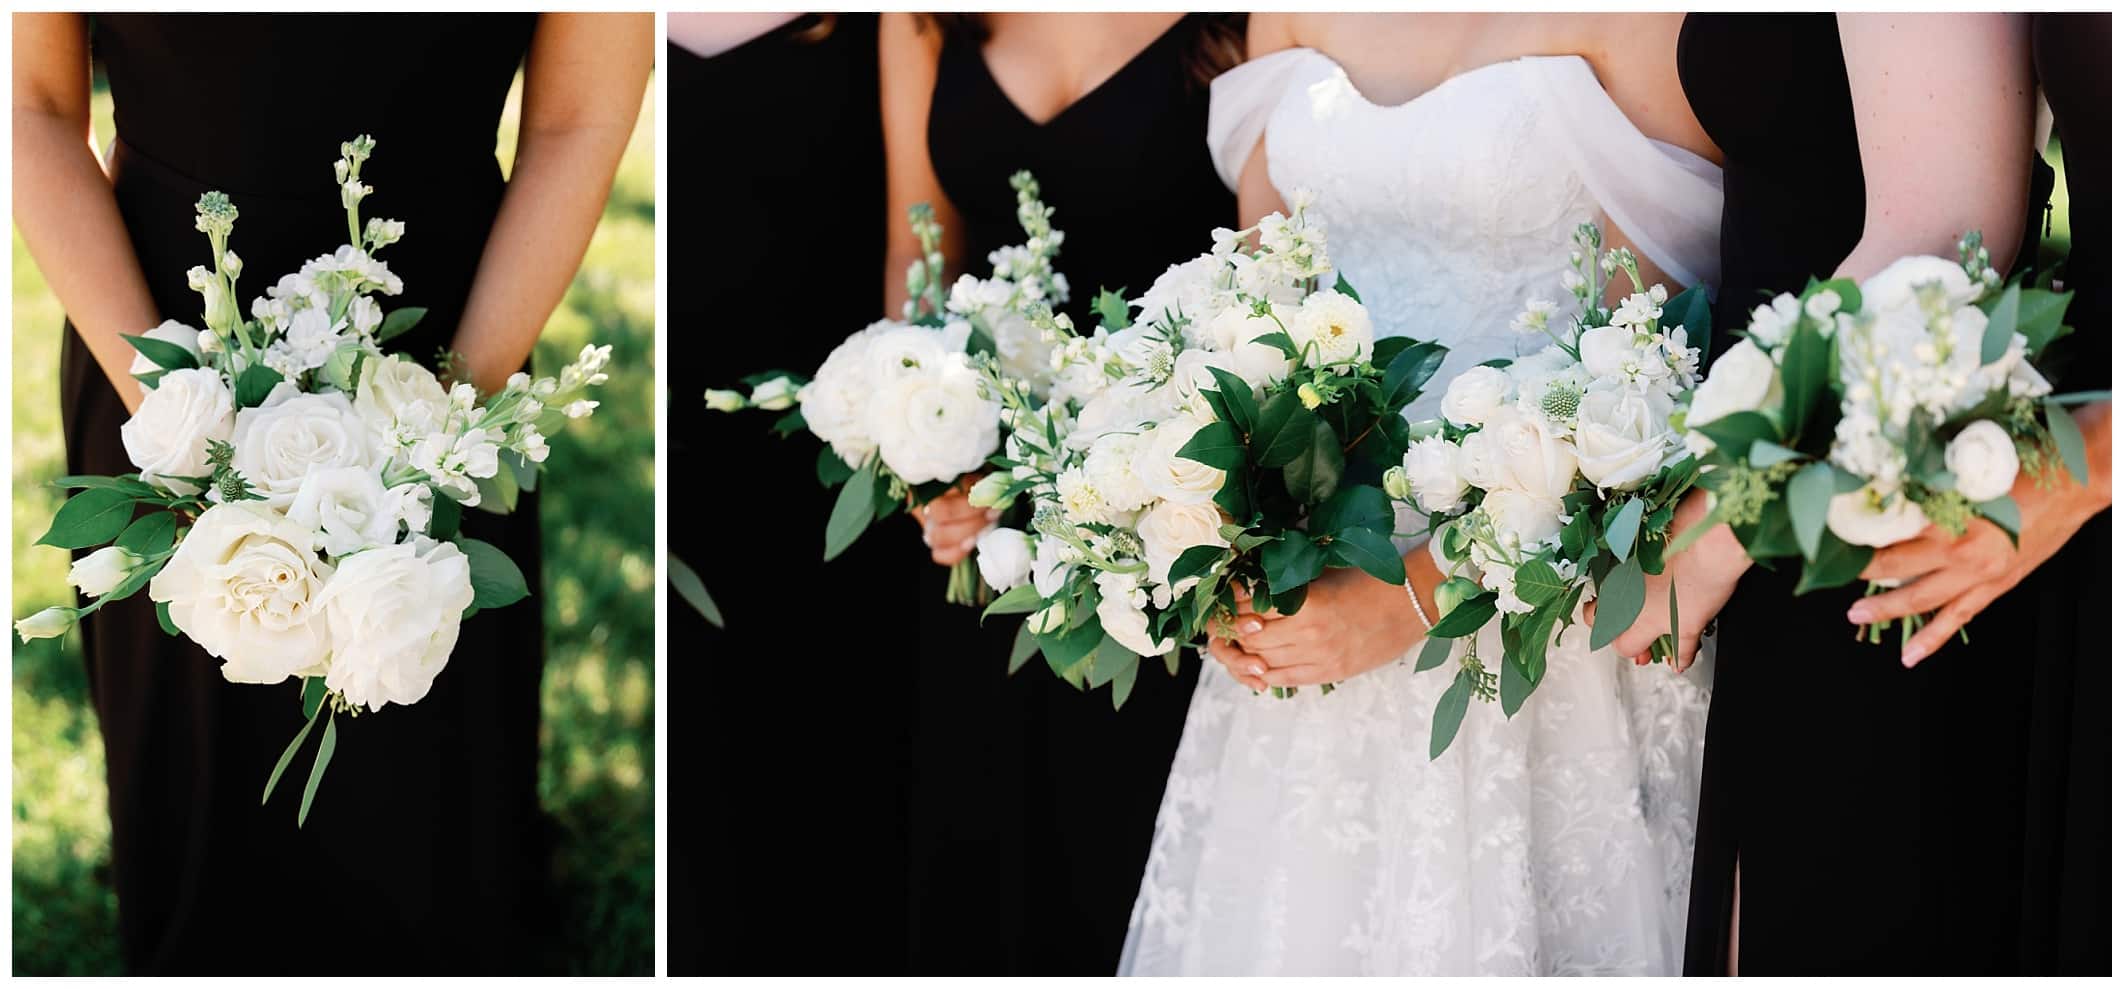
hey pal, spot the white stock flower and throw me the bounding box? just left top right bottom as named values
left=149, top=501, right=333, bottom=684
left=410, top=428, right=503, bottom=506
left=121, top=366, right=235, bottom=494
left=1401, top=433, right=1469, bottom=513
left=1825, top=483, right=1930, bottom=548
left=1945, top=420, right=2021, bottom=502
left=975, top=527, right=1035, bottom=593
left=228, top=384, right=377, bottom=508
left=69, top=546, right=143, bottom=598
left=1441, top=365, right=1513, bottom=428
left=287, top=466, right=404, bottom=558
left=319, top=536, right=476, bottom=711
left=1134, top=416, right=1225, bottom=505
left=1574, top=385, right=1677, bottom=491
left=127, top=319, right=203, bottom=376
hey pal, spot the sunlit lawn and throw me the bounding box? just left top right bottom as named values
left=11, top=70, right=655, bottom=975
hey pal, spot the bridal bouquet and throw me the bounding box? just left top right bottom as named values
left=972, top=194, right=1447, bottom=706
left=16, top=137, right=612, bottom=825
left=706, top=173, right=1067, bottom=604
left=1672, top=232, right=2097, bottom=645
left=1392, top=224, right=1710, bottom=756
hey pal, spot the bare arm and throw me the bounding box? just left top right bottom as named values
left=13, top=13, right=162, bottom=414
left=879, top=13, right=962, bottom=317
left=447, top=12, right=651, bottom=394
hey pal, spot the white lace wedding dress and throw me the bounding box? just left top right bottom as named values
left=1118, top=49, right=1724, bottom=976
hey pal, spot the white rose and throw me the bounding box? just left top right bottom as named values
left=1204, top=305, right=1297, bottom=389
left=69, top=545, right=144, bottom=598
left=1094, top=571, right=1174, bottom=658
left=121, top=366, right=236, bottom=494
left=1945, top=419, right=2021, bottom=503
left=1484, top=405, right=1579, bottom=499
left=149, top=501, right=333, bottom=684
left=1134, top=416, right=1225, bottom=505
left=355, top=353, right=451, bottom=444
left=1138, top=500, right=1229, bottom=589
left=869, top=362, right=1000, bottom=484
left=1441, top=365, right=1514, bottom=428
left=229, top=384, right=376, bottom=508
left=749, top=377, right=800, bottom=411
left=1577, top=323, right=1638, bottom=380
left=975, top=527, right=1034, bottom=593
left=1481, top=488, right=1566, bottom=554
left=1291, top=291, right=1374, bottom=370
left=1170, top=348, right=1243, bottom=407
left=318, top=536, right=476, bottom=711
left=1825, top=484, right=1930, bottom=548
left=1685, top=341, right=1777, bottom=431
left=127, top=319, right=203, bottom=376
left=288, top=466, right=404, bottom=558
left=1401, top=434, right=1468, bottom=512
left=1574, top=385, right=1676, bottom=491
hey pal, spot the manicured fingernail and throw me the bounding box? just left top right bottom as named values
left=960, top=536, right=979, bottom=551
left=1901, top=646, right=1922, bottom=667
left=1847, top=605, right=1873, bottom=624
left=1248, top=664, right=1266, bottom=676
left=1239, top=620, right=1263, bottom=635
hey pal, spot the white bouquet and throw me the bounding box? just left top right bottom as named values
left=1674, top=231, right=2101, bottom=646
left=974, top=194, right=1447, bottom=707
left=1394, top=223, right=1709, bottom=756
left=707, top=172, right=1067, bottom=605
left=16, top=136, right=611, bottom=825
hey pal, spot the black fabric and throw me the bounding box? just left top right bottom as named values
left=663, top=17, right=918, bottom=976
left=63, top=13, right=548, bottom=975
left=907, top=16, right=1233, bottom=974
left=1677, top=12, right=2106, bottom=975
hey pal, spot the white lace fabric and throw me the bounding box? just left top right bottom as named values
left=1120, top=48, right=1720, bottom=976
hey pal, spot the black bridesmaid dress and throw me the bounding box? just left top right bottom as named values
left=665, top=16, right=919, bottom=975
left=1678, top=13, right=2103, bottom=974
left=909, top=15, right=1236, bottom=974
left=62, top=14, right=549, bottom=974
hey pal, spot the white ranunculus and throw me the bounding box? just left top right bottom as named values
left=127, top=319, right=203, bottom=376
left=869, top=361, right=1000, bottom=485
left=1945, top=419, right=2021, bottom=503
left=749, top=377, right=800, bottom=411
left=1685, top=341, right=1777, bottom=431
left=1575, top=385, right=1676, bottom=491
left=318, top=536, right=475, bottom=711
left=1291, top=291, right=1374, bottom=369
left=1453, top=425, right=1509, bottom=492
left=69, top=545, right=143, bottom=598
left=229, top=384, right=377, bottom=508
left=975, top=527, right=1035, bottom=592
left=1204, top=304, right=1297, bottom=388
left=1069, top=380, right=1163, bottom=451
left=1401, top=434, right=1468, bottom=512
left=1094, top=571, right=1174, bottom=658
left=355, top=353, right=451, bottom=443
left=1134, top=416, right=1225, bottom=505
left=1138, top=499, right=1229, bottom=590
left=288, top=466, right=404, bottom=558
left=1824, top=484, right=1930, bottom=548
left=865, top=323, right=955, bottom=384
left=1441, top=365, right=1514, bottom=428
left=1484, top=405, right=1579, bottom=499
left=1084, top=431, right=1154, bottom=515
left=1481, top=488, right=1566, bottom=554
left=800, top=324, right=889, bottom=465
left=149, top=501, right=333, bottom=684
left=122, top=366, right=236, bottom=494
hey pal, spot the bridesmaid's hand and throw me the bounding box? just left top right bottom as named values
left=1225, top=552, right=1441, bottom=691
left=1848, top=433, right=2111, bottom=666
left=910, top=475, right=997, bottom=566
left=1604, top=490, right=1751, bottom=672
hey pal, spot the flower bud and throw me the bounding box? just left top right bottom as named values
left=15, top=606, right=78, bottom=643
left=748, top=379, right=798, bottom=411
left=1382, top=466, right=1412, bottom=501
left=69, top=546, right=143, bottom=598
left=967, top=472, right=1016, bottom=510
left=703, top=388, right=745, bottom=413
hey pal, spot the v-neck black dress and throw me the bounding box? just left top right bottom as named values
left=1678, top=13, right=2103, bottom=975
left=907, top=15, right=1236, bottom=974
left=57, top=14, right=549, bottom=974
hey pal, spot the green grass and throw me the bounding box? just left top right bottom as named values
left=12, top=71, right=654, bottom=975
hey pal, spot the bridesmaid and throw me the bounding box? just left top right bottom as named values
left=1620, top=13, right=2102, bottom=973
left=13, top=13, right=648, bottom=973
left=877, top=12, right=1242, bottom=973
left=665, top=13, right=919, bottom=974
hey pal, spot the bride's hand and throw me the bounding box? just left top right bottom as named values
left=909, top=474, right=997, bottom=566
left=1224, top=551, right=1442, bottom=691
left=1846, top=413, right=2111, bottom=666
left=1603, top=490, right=1751, bottom=671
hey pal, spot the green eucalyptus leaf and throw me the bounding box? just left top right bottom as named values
left=375, top=306, right=428, bottom=344
left=1428, top=592, right=1498, bottom=639
left=2046, top=400, right=2089, bottom=485
left=1428, top=672, right=1473, bottom=760
left=824, top=460, right=879, bottom=561
left=1603, top=498, right=1646, bottom=560
left=459, top=537, right=530, bottom=610
left=121, top=333, right=199, bottom=371
left=1588, top=557, right=1645, bottom=650
left=1980, top=282, right=2022, bottom=365
left=36, top=488, right=135, bottom=549
left=1329, top=526, right=1406, bottom=585
left=1786, top=461, right=1836, bottom=560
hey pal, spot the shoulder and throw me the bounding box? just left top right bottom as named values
left=1572, top=14, right=1720, bottom=163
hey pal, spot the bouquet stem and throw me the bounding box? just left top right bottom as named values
left=944, top=557, right=991, bottom=607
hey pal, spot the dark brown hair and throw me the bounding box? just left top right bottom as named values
left=923, top=13, right=1246, bottom=88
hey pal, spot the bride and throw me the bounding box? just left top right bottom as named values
left=1121, top=14, right=1723, bottom=975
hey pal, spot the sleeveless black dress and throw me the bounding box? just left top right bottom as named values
left=1678, top=14, right=2103, bottom=974
left=664, top=16, right=920, bottom=975
left=910, top=15, right=1235, bottom=974
left=62, top=14, right=549, bottom=974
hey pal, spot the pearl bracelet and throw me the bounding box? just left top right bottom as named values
left=1404, top=579, right=1433, bottom=630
